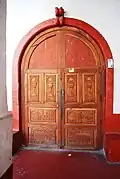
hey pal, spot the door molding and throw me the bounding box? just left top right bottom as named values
left=12, top=16, right=113, bottom=150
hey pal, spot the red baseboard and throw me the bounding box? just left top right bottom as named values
left=104, top=133, right=120, bottom=162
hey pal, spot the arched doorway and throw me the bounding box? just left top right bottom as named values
left=21, top=26, right=104, bottom=150
left=12, top=16, right=113, bottom=151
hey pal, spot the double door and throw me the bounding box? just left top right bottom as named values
left=25, top=67, right=100, bottom=149
left=22, top=27, right=103, bottom=150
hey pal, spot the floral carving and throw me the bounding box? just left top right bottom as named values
left=46, top=75, right=56, bottom=102
left=67, top=109, right=96, bottom=124
left=30, top=126, right=56, bottom=145
left=29, top=75, right=39, bottom=102
left=66, top=75, right=77, bottom=102
left=66, top=128, right=94, bottom=147
left=30, top=108, right=56, bottom=122
left=84, top=75, right=95, bottom=103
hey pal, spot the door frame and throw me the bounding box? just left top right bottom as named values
left=12, top=17, right=113, bottom=149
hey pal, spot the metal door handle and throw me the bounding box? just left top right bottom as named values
left=60, top=88, right=64, bottom=120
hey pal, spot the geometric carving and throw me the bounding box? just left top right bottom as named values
left=83, top=74, right=96, bottom=103
left=65, top=128, right=94, bottom=147
left=45, top=75, right=56, bottom=102
left=29, top=108, right=56, bottom=122
left=29, top=126, right=56, bottom=145
left=66, top=109, right=96, bottom=125
left=65, top=74, right=78, bottom=103
left=28, top=75, right=39, bottom=102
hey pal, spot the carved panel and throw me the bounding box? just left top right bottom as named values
left=65, top=74, right=79, bottom=103
left=28, top=75, right=39, bottom=102
left=82, top=74, right=96, bottom=103
left=29, top=126, right=57, bottom=145
left=29, top=108, right=57, bottom=123
left=45, top=74, right=57, bottom=103
left=65, top=128, right=94, bottom=147
left=65, top=108, right=96, bottom=125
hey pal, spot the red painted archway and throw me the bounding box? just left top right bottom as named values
left=12, top=17, right=120, bottom=162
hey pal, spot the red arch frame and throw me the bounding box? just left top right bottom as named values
left=12, top=17, right=114, bottom=154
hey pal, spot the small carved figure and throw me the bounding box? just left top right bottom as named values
left=31, top=77, right=38, bottom=97
left=67, top=77, right=75, bottom=97
left=46, top=77, right=55, bottom=101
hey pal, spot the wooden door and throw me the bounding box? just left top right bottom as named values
left=62, top=68, right=101, bottom=149
left=25, top=69, right=60, bottom=148
left=21, top=27, right=104, bottom=149
left=21, top=29, right=62, bottom=148
left=60, top=29, right=103, bottom=149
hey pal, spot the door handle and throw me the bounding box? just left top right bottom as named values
left=60, top=88, right=64, bottom=120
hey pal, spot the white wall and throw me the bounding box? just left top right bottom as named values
left=7, top=0, right=120, bottom=113
left=0, top=0, right=12, bottom=177
left=0, top=116, right=12, bottom=177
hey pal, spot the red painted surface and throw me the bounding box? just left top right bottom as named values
left=29, top=35, right=58, bottom=69
left=105, top=133, right=120, bottom=162
left=12, top=17, right=120, bottom=162
left=13, top=150, right=120, bottom=179
left=65, top=35, right=96, bottom=67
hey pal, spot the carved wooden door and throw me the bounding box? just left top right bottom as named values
left=21, top=27, right=103, bottom=149
left=61, top=68, right=101, bottom=149
left=21, top=29, right=62, bottom=148
left=25, top=69, right=60, bottom=148
left=60, top=29, right=103, bottom=149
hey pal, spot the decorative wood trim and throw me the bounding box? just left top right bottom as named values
left=55, top=7, right=65, bottom=26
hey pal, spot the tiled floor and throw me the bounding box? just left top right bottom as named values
left=13, top=150, right=120, bottom=179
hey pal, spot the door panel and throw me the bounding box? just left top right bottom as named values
left=45, top=73, right=58, bottom=104
left=65, top=73, right=80, bottom=104
left=29, top=34, right=58, bottom=69
left=28, top=125, right=58, bottom=146
left=82, top=73, right=97, bottom=104
left=65, top=108, right=97, bottom=126
left=27, top=74, right=40, bottom=102
left=63, top=68, right=100, bottom=149
left=25, top=69, right=60, bottom=147
left=64, top=127, right=96, bottom=149
left=64, top=32, right=97, bottom=68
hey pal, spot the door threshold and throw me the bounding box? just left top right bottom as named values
left=21, top=145, right=104, bottom=155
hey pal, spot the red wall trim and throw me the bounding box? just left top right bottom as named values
left=12, top=17, right=120, bottom=162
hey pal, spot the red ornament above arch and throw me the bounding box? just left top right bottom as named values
left=12, top=9, right=113, bottom=153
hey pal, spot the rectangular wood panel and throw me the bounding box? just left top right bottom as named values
left=28, top=107, right=58, bottom=123
left=65, top=108, right=97, bottom=125
left=63, top=69, right=99, bottom=149
left=64, top=128, right=96, bottom=149
left=25, top=69, right=60, bottom=147
left=44, top=74, right=58, bottom=104
left=27, top=73, right=42, bottom=103
left=82, top=73, right=97, bottom=104
left=29, top=125, right=58, bottom=146
left=28, top=74, right=39, bottom=102
left=65, top=73, right=79, bottom=103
